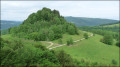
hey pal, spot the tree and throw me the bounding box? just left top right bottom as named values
left=56, top=50, right=76, bottom=67
left=48, top=30, right=54, bottom=41
left=101, top=34, right=113, bottom=45
left=84, top=33, right=88, bottom=39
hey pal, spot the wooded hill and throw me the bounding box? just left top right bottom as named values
left=65, top=16, right=118, bottom=26
left=9, top=7, right=78, bottom=41
left=0, top=20, right=22, bottom=30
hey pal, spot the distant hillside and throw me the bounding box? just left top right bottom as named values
left=64, top=16, right=118, bottom=26
left=0, top=20, right=22, bottom=30
left=100, top=22, right=119, bottom=26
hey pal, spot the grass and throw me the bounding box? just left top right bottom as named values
left=52, top=30, right=92, bottom=44
left=1, top=31, right=119, bottom=66
left=1, top=34, right=50, bottom=47
left=54, top=34, right=119, bottom=66
left=103, top=24, right=119, bottom=27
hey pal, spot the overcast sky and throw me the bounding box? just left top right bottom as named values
left=1, top=1, right=119, bottom=21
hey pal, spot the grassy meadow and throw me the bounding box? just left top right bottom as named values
left=53, top=34, right=119, bottom=66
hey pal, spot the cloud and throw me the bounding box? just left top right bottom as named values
left=1, top=1, right=119, bottom=21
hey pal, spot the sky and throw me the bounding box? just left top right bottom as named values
left=1, top=1, right=119, bottom=21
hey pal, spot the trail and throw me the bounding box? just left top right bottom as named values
left=46, top=42, right=54, bottom=48
left=48, top=33, right=93, bottom=50
left=49, top=44, right=66, bottom=50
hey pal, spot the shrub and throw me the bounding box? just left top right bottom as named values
left=56, top=50, right=77, bottom=67
left=116, top=41, right=120, bottom=47
left=34, top=43, right=46, bottom=50
left=101, top=35, right=113, bottom=45
left=112, top=59, right=117, bottom=65
left=84, top=33, right=88, bottom=39
left=67, top=38, right=73, bottom=46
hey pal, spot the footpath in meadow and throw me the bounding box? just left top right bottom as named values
left=47, top=33, right=93, bottom=50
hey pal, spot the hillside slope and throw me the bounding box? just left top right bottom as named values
left=9, top=7, right=78, bottom=41
left=54, top=34, right=119, bottom=66
left=64, top=16, right=118, bottom=26
left=0, top=20, right=22, bottom=30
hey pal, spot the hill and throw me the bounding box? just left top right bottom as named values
left=64, top=16, right=118, bottom=26
left=100, top=21, right=119, bottom=27
left=1, top=17, right=118, bottom=30
left=1, top=7, right=119, bottom=67
left=0, top=20, right=22, bottom=30
left=9, top=7, right=78, bottom=41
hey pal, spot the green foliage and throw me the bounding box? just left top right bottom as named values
left=79, top=22, right=119, bottom=41
left=116, top=41, right=120, bottom=47
left=56, top=50, right=77, bottom=67
left=54, top=34, right=119, bottom=66
left=9, top=7, right=78, bottom=41
left=84, top=33, right=88, bottom=39
left=58, top=38, right=63, bottom=44
left=67, top=38, right=73, bottom=46
left=112, top=59, right=117, bottom=65
left=101, top=35, right=113, bottom=45
left=0, top=38, right=61, bottom=67
left=65, top=16, right=118, bottom=26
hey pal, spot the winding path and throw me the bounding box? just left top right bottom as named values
left=48, top=33, right=93, bottom=50
left=47, top=42, right=54, bottom=48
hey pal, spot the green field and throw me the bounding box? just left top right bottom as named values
left=103, top=23, right=119, bottom=27
left=52, top=30, right=91, bottom=44
left=53, top=34, right=119, bottom=65
left=1, top=31, right=119, bottom=66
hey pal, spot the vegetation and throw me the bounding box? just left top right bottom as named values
left=9, top=7, right=78, bottom=41
left=112, top=59, right=117, bottom=65
left=80, top=22, right=119, bottom=47
left=58, top=38, right=63, bottom=44
left=67, top=38, right=74, bottom=46
left=1, top=7, right=119, bottom=67
left=101, top=35, right=113, bottom=45
left=65, top=16, right=118, bottom=26
left=0, top=37, right=61, bottom=67
left=116, top=41, right=120, bottom=47
left=56, top=50, right=77, bottom=67
left=84, top=33, right=88, bottom=39
left=54, top=34, right=119, bottom=66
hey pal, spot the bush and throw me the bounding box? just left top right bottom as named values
left=67, top=38, right=73, bottom=46
left=116, top=41, right=120, bottom=47
left=34, top=43, right=46, bottom=50
left=101, top=35, right=113, bottom=45
left=56, top=50, right=77, bottom=67
left=84, top=33, right=88, bottom=39
left=112, top=59, right=117, bottom=65
left=1, top=38, right=60, bottom=67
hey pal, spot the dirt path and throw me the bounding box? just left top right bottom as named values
left=47, top=42, right=54, bottom=48
left=48, top=33, right=93, bottom=50
left=49, top=44, right=66, bottom=50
